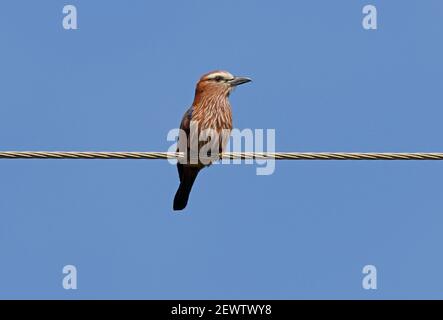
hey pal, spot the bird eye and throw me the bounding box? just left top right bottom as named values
left=214, top=76, right=224, bottom=82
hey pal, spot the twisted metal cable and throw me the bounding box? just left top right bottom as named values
left=1, top=151, right=443, bottom=160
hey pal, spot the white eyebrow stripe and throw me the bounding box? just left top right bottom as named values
left=205, top=72, right=234, bottom=80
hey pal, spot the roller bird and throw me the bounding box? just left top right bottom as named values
left=173, top=70, right=252, bottom=211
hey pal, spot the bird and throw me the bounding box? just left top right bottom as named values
left=173, top=70, right=252, bottom=211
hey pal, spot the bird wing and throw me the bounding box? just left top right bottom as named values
left=179, top=106, right=194, bottom=135
left=177, top=106, right=194, bottom=182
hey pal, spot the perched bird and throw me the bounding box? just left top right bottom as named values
left=173, top=70, right=252, bottom=211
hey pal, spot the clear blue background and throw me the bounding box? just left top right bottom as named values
left=0, top=0, right=442, bottom=299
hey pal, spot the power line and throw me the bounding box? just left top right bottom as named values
left=1, top=151, right=443, bottom=160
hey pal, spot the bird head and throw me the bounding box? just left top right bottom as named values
left=194, top=70, right=252, bottom=100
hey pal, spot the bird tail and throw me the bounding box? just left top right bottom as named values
left=173, top=167, right=200, bottom=211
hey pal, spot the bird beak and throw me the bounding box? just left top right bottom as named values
left=229, top=76, right=252, bottom=87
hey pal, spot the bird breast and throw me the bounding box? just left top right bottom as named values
left=192, top=96, right=233, bottom=132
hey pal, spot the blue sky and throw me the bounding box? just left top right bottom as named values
left=0, top=0, right=443, bottom=299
